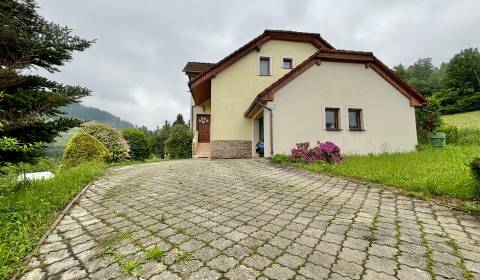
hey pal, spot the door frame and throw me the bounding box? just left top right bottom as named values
left=196, top=114, right=210, bottom=143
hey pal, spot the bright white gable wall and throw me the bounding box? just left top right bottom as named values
left=271, top=61, right=418, bottom=155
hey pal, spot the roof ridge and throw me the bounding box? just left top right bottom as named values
left=188, top=29, right=335, bottom=89
left=244, top=49, right=426, bottom=117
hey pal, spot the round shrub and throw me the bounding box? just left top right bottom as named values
left=61, top=133, right=109, bottom=167
left=165, top=124, right=192, bottom=159
left=122, top=129, right=151, bottom=161
left=80, top=121, right=130, bottom=162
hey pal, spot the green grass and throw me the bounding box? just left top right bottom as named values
left=0, top=160, right=107, bottom=279
left=146, top=246, right=164, bottom=262
left=443, top=110, right=480, bottom=128
left=296, top=145, right=480, bottom=200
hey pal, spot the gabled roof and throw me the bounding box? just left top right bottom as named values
left=188, top=30, right=335, bottom=90
left=183, top=62, right=215, bottom=74
left=244, top=49, right=427, bottom=118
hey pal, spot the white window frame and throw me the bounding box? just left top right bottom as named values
left=281, top=57, right=294, bottom=69
left=258, top=55, right=272, bottom=76
left=345, top=105, right=366, bottom=131
left=321, top=105, right=342, bottom=130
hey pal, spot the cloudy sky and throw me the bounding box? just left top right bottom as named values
left=36, top=0, right=480, bottom=129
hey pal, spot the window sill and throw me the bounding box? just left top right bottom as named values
left=258, top=74, right=272, bottom=77
left=282, top=67, right=293, bottom=70
left=349, top=129, right=365, bottom=132
left=325, top=128, right=342, bottom=131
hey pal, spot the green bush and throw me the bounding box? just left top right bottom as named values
left=438, top=125, right=459, bottom=144
left=80, top=121, right=129, bottom=162
left=471, top=157, right=480, bottom=194
left=416, top=97, right=443, bottom=144
left=165, top=124, right=192, bottom=159
left=122, top=129, right=151, bottom=161
left=271, top=154, right=289, bottom=164
left=437, top=126, right=480, bottom=146
left=61, top=133, right=109, bottom=167
left=457, top=128, right=480, bottom=146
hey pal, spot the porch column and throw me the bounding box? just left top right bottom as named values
left=263, top=108, right=272, bottom=158
left=252, top=117, right=259, bottom=157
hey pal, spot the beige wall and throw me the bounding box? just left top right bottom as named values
left=191, top=98, right=211, bottom=132
left=271, top=61, right=418, bottom=155
left=210, top=40, right=318, bottom=141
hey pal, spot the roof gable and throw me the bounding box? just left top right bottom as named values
left=188, top=30, right=334, bottom=90
left=244, top=49, right=426, bottom=117
left=183, top=62, right=215, bottom=74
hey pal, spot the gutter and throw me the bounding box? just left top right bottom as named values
left=255, top=101, right=274, bottom=156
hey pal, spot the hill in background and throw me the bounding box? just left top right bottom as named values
left=47, top=104, right=136, bottom=158
left=61, top=103, right=136, bottom=129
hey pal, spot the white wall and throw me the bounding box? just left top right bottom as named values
left=272, top=61, right=418, bottom=155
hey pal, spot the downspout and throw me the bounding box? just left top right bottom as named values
left=255, top=101, right=273, bottom=156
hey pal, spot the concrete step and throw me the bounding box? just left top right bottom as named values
left=194, top=143, right=211, bottom=158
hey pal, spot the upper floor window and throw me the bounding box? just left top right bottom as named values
left=259, top=56, right=271, bottom=76
left=348, top=109, right=363, bottom=130
left=282, top=58, right=293, bottom=69
left=325, top=108, right=340, bottom=130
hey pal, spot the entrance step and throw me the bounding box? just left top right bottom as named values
left=194, top=143, right=211, bottom=158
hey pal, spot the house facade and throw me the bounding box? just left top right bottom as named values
left=183, top=30, right=426, bottom=159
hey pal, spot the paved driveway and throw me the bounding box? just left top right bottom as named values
left=22, top=159, right=480, bottom=280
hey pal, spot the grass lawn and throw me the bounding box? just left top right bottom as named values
left=442, top=110, right=480, bottom=128
left=0, top=160, right=107, bottom=279
left=294, top=145, right=480, bottom=201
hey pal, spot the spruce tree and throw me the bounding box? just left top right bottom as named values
left=0, top=0, right=94, bottom=164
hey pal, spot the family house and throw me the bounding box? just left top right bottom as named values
left=183, top=30, right=426, bottom=159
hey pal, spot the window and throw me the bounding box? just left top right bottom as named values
left=325, top=108, right=340, bottom=130
left=348, top=109, right=362, bottom=130
left=259, top=57, right=271, bottom=76
left=282, top=58, right=293, bottom=69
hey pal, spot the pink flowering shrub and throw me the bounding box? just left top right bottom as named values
left=290, top=141, right=343, bottom=164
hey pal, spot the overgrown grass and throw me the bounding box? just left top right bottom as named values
left=442, top=110, right=480, bottom=128
left=295, top=145, right=480, bottom=200
left=0, top=160, right=107, bottom=279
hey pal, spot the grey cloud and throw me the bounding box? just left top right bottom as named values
left=36, top=0, right=480, bottom=129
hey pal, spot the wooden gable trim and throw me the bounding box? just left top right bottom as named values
left=189, top=30, right=334, bottom=90
left=244, top=49, right=426, bottom=118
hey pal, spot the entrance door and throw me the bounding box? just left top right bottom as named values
left=197, top=114, right=210, bottom=143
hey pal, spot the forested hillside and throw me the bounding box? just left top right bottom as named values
left=394, top=48, right=480, bottom=114
left=61, top=103, right=136, bottom=129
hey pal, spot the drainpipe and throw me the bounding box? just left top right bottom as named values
left=255, top=101, right=273, bottom=156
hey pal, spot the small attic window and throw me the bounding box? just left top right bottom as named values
left=259, top=56, right=271, bottom=76
left=282, top=58, right=293, bottom=69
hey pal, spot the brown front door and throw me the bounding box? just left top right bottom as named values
left=197, top=114, right=210, bottom=143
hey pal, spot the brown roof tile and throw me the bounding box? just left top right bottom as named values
left=188, top=29, right=334, bottom=89
left=182, top=62, right=215, bottom=74
left=244, top=49, right=426, bottom=117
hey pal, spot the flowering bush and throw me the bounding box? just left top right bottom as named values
left=290, top=141, right=343, bottom=164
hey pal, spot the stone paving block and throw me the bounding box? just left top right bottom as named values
left=397, top=265, right=431, bottom=280
left=243, top=254, right=272, bottom=270
left=264, top=264, right=296, bottom=280
left=298, top=262, right=329, bottom=279
left=207, top=255, right=238, bottom=272
left=365, top=255, right=397, bottom=275
left=224, top=265, right=259, bottom=280
left=338, top=247, right=367, bottom=265
left=276, top=253, right=305, bottom=269
left=332, top=260, right=363, bottom=279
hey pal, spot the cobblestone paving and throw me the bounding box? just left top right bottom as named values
left=21, top=159, right=480, bottom=280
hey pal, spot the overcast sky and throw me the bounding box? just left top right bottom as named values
left=36, top=0, right=480, bottom=129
